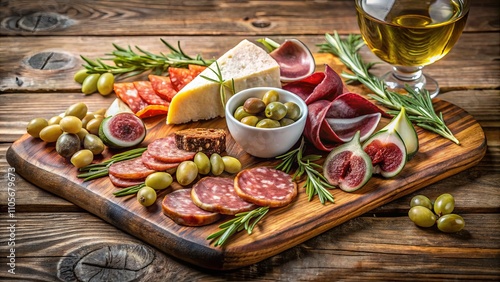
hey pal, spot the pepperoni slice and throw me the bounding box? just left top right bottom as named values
left=135, top=104, right=169, bottom=119
left=108, top=157, right=155, bottom=180
left=109, top=174, right=145, bottom=188
left=162, top=189, right=221, bottom=226
left=169, top=67, right=198, bottom=92
left=191, top=177, right=257, bottom=215
left=134, top=81, right=169, bottom=106
left=141, top=150, right=180, bottom=171
left=148, top=74, right=178, bottom=101
left=146, top=135, right=196, bottom=163
left=188, top=64, right=207, bottom=76
left=113, top=82, right=147, bottom=113
left=234, top=167, right=297, bottom=208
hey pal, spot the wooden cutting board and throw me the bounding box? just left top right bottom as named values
left=6, top=98, right=486, bottom=270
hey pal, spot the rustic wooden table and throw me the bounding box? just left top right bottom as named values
left=1, top=0, right=499, bottom=281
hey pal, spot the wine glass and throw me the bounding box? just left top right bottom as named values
left=355, top=0, right=470, bottom=98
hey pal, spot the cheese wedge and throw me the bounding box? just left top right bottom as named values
left=166, top=39, right=281, bottom=124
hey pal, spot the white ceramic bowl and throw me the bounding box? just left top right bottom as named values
left=225, top=87, right=308, bottom=158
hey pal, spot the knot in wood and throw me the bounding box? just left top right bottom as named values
left=27, top=52, right=73, bottom=70
left=251, top=20, right=271, bottom=28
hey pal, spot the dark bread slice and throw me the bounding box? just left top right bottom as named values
left=174, top=128, right=226, bottom=154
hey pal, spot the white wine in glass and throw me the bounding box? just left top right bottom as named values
left=355, top=0, right=470, bottom=98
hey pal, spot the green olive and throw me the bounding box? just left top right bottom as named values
left=137, top=186, right=157, bottom=207
left=256, top=118, right=280, bottom=128
left=74, top=69, right=90, bottom=84
left=56, top=133, right=81, bottom=158
left=65, top=102, right=88, bottom=120
left=92, top=108, right=107, bottom=117
left=262, top=89, right=280, bottom=105
left=145, top=172, right=173, bottom=190
left=176, top=161, right=198, bottom=186
left=59, top=116, right=82, bottom=134
left=279, top=118, right=295, bottom=127
left=70, top=149, right=94, bottom=168
left=81, top=113, right=95, bottom=128
left=48, top=115, right=63, bottom=125
left=433, top=193, right=455, bottom=216
left=81, top=73, right=100, bottom=95
left=408, top=206, right=437, bottom=228
left=233, top=106, right=252, bottom=121
left=86, top=117, right=103, bottom=135
left=27, top=118, right=48, bottom=138
left=83, top=134, right=105, bottom=155
left=76, top=128, right=89, bottom=142
left=243, top=98, right=266, bottom=114
left=39, top=124, right=63, bottom=143
left=265, top=101, right=287, bottom=120
left=284, top=102, right=301, bottom=121
left=210, top=153, right=224, bottom=176
left=436, top=214, right=465, bottom=233
left=194, top=152, right=211, bottom=175
left=410, top=195, right=433, bottom=210
left=97, top=73, right=115, bottom=96
left=240, top=116, right=259, bottom=127
left=222, top=156, right=242, bottom=174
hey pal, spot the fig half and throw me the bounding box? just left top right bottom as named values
left=323, top=131, right=373, bottom=192
left=381, top=106, right=419, bottom=160
left=362, top=129, right=407, bottom=178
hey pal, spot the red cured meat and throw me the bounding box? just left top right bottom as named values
left=108, top=157, right=155, bottom=180
left=162, top=189, right=221, bottom=226
left=113, top=82, right=147, bottom=113
left=234, top=167, right=297, bottom=208
left=141, top=150, right=180, bottom=171
left=134, top=81, right=169, bottom=106
left=191, top=177, right=256, bottom=215
left=109, top=174, right=145, bottom=188
left=148, top=74, right=178, bottom=101
left=169, top=67, right=198, bottom=92
left=147, top=135, right=196, bottom=163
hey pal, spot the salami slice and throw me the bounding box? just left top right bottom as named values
left=108, top=157, right=155, bottom=180
left=148, top=74, right=178, bottom=101
left=113, top=82, right=147, bottom=113
left=234, top=167, right=297, bottom=208
left=169, top=67, right=198, bottom=91
left=191, top=177, right=256, bottom=215
left=109, top=174, right=145, bottom=188
left=147, top=135, right=196, bottom=163
left=162, top=189, right=221, bottom=226
left=188, top=64, right=207, bottom=76
left=133, top=81, right=170, bottom=106
left=135, top=104, right=170, bottom=119
left=141, top=150, right=180, bottom=171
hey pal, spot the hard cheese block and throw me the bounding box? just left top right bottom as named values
left=166, top=39, right=281, bottom=124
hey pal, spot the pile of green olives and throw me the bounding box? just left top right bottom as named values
left=176, top=152, right=242, bottom=186
left=233, top=90, right=302, bottom=128
left=408, top=193, right=465, bottom=233
left=136, top=172, right=174, bottom=207
left=26, top=102, right=107, bottom=168
left=74, top=69, right=115, bottom=96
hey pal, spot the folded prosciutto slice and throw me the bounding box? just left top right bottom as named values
left=283, top=65, right=388, bottom=151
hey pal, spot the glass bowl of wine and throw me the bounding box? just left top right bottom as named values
left=355, top=0, right=470, bottom=98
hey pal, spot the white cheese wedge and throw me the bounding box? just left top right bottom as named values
left=166, top=39, right=281, bottom=124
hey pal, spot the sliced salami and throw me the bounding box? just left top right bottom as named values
left=141, top=150, right=180, bottom=171
left=148, top=74, right=177, bottom=101
left=191, top=177, right=256, bottom=215
left=234, top=167, right=297, bottom=208
left=108, top=157, right=155, bottom=180
left=134, top=81, right=170, bottom=106
left=109, top=174, right=145, bottom=188
left=162, top=189, right=221, bottom=226
left=147, top=135, right=196, bottom=163
left=169, top=67, right=198, bottom=91
left=113, top=82, right=147, bottom=113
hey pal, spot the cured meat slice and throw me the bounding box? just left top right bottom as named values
left=109, top=174, right=145, bottom=188
left=135, top=104, right=170, bottom=119
left=113, top=82, right=147, bottom=113
left=191, top=177, right=256, bottom=215
left=141, top=150, right=180, bottom=171
left=234, top=167, right=297, bottom=208
left=188, top=64, right=207, bottom=76
left=169, top=67, right=199, bottom=92
left=162, top=189, right=221, bottom=226
left=147, top=135, right=196, bottom=163
left=108, top=157, right=155, bottom=180
left=148, top=74, right=177, bottom=101
left=134, top=81, right=169, bottom=106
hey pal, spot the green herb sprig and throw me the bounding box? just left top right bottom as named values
left=77, top=147, right=147, bottom=181
left=200, top=61, right=235, bottom=109
left=318, top=31, right=459, bottom=144
left=207, top=206, right=269, bottom=247
left=113, top=183, right=146, bottom=197
left=81, top=39, right=214, bottom=79
left=276, top=138, right=335, bottom=204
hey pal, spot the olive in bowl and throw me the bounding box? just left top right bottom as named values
left=225, top=87, right=308, bottom=158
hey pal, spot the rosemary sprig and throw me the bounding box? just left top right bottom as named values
left=77, top=147, right=147, bottom=181
left=276, top=138, right=335, bottom=204
left=318, top=31, right=459, bottom=144
left=207, top=206, right=269, bottom=247
left=81, top=39, right=214, bottom=79
left=113, top=183, right=146, bottom=197
left=200, top=61, right=235, bottom=109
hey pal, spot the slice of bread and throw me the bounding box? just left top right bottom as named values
left=174, top=128, right=226, bottom=154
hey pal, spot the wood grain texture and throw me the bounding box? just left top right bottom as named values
left=6, top=97, right=487, bottom=269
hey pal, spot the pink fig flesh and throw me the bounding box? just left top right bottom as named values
left=362, top=132, right=406, bottom=178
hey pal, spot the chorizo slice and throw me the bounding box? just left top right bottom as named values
left=162, top=189, right=221, bottom=226
left=109, top=174, right=145, bottom=188
left=108, top=157, right=155, bottom=180
left=146, top=135, right=196, bottom=163
left=141, top=150, right=179, bottom=171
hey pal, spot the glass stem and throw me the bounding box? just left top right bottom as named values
left=392, top=66, right=423, bottom=81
